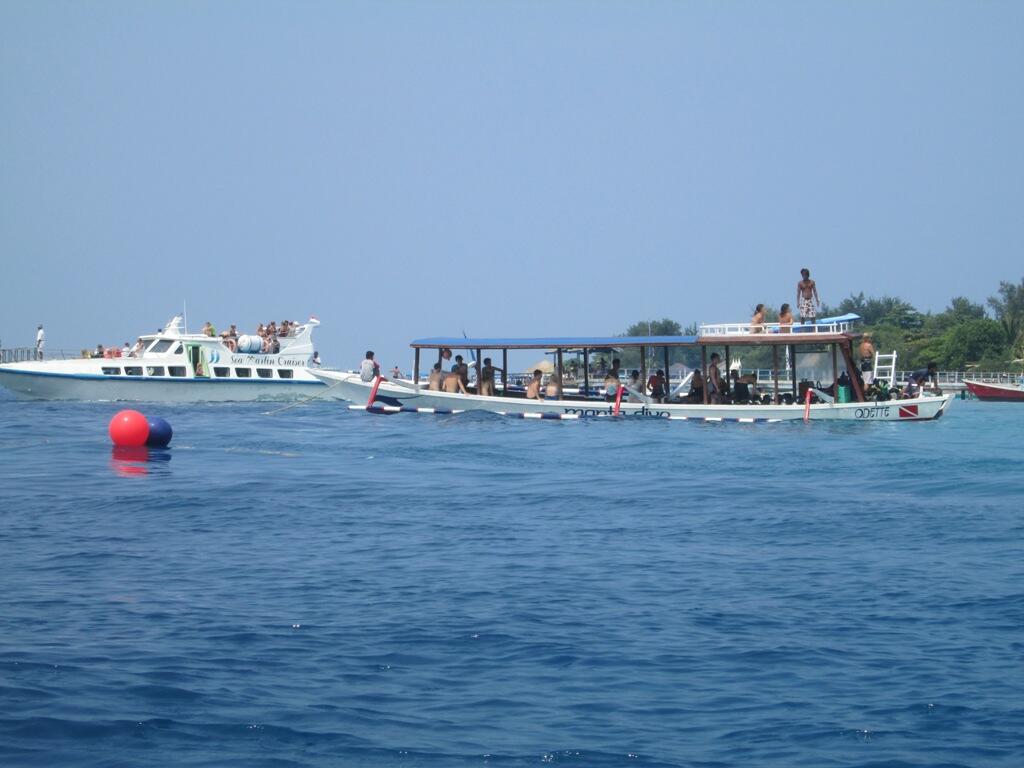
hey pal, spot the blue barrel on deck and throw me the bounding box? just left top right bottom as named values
left=236, top=335, right=262, bottom=353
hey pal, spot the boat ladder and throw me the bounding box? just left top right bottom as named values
left=873, top=350, right=898, bottom=386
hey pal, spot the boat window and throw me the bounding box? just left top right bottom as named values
left=101, top=367, right=121, bottom=375
left=124, top=366, right=143, bottom=376
left=277, top=369, right=294, bottom=379
left=256, top=368, right=273, bottom=379
left=146, top=366, right=165, bottom=376
left=213, top=367, right=230, bottom=378
left=168, top=366, right=187, bottom=377
left=173, top=344, right=183, bottom=355
left=148, top=340, right=174, bottom=354
left=235, top=367, right=251, bottom=378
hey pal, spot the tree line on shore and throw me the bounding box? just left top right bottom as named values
left=619, top=277, right=1024, bottom=372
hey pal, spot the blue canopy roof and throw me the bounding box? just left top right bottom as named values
left=410, top=335, right=699, bottom=350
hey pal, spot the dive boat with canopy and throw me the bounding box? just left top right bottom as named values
left=0, top=316, right=329, bottom=402
left=311, top=315, right=954, bottom=422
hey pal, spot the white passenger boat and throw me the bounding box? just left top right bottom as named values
left=0, top=316, right=332, bottom=402
left=312, top=315, right=954, bottom=422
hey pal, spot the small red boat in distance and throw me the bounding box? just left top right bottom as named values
left=965, top=379, right=1024, bottom=402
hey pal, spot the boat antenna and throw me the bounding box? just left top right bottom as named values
left=183, top=300, right=188, bottom=334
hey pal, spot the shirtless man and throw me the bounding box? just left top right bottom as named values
left=428, top=363, right=443, bottom=391
left=442, top=368, right=468, bottom=394
left=858, top=333, right=876, bottom=385
left=796, top=268, right=820, bottom=323
left=525, top=370, right=544, bottom=400
left=479, top=357, right=502, bottom=396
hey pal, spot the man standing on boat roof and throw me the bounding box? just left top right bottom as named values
left=796, top=268, right=821, bottom=323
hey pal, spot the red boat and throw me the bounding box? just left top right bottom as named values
left=965, top=379, right=1024, bottom=402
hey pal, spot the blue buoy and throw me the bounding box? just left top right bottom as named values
left=146, top=416, right=173, bottom=447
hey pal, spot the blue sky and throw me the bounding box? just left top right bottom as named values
left=2, top=1, right=1022, bottom=369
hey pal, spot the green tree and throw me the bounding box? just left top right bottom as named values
left=618, top=319, right=699, bottom=369
left=827, top=293, right=921, bottom=328
left=942, top=318, right=1008, bottom=369
left=987, top=278, right=1024, bottom=347
left=945, top=296, right=986, bottom=324
left=624, top=318, right=683, bottom=337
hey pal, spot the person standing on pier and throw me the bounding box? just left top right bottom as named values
left=796, top=268, right=820, bottom=323
left=35, top=325, right=45, bottom=360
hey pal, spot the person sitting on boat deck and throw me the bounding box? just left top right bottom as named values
left=360, top=350, right=380, bottom=382
left=428, top=363, right=443, bottom=391
left=904, top=362, right=940, bottom=397
left=796, top=268, right=820, bottom=324
left=121, top=342, right=131, bottom=357
left=442, top=367, right=468, bottom=394
left=526, top=369, right=544, bottom=400
left=707, top=353, right=725, bottom=403
left=220, top=324, right=238, bottom=352
left=751, top=303, right=766, bottom=333
left=91, top=344, right=105, bottom=359
left=603, top=370, right=620, bottom=402
left=201, top=321, right=216, bottom=337
left=648, top=370, right=667, bottom=403
left=545, top=372, right=562, bottom=400
left=684, top=368, right=704, bottom=402
left=778, top=303, right=793, bottom=332
left=730, top=370, right=754, bottom=403
left=479, top=357, right=503, bottom=397
left=627, top=370, right=643, bottom=402
left=311, top=351, right=322, bottom=368
left=130, top=338, right=145, bottom=357
left=858, top=333, right=875, bottom=385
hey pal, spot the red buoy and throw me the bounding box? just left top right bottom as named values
left=109, top=409, right=150, bottom=447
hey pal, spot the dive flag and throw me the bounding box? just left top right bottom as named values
left=899, top=405, right=919, bottom=418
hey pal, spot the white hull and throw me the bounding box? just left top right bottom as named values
left=312, top=371, right=955, bottom=422
left=0, top=367, right=330, bottom=402
left=0, top=314, right=342, bottom=403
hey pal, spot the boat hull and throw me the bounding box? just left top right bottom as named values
left=312, top=371, right=954, bottom=422
left=0, top=367, right=331, bottom=402
left=964, top=380, right=1024, bottom=402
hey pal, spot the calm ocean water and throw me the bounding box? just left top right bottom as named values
left=1, top=396, right=1022, bottom=768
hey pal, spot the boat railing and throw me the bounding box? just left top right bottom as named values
left=699, top=319, right=854, bottom=336
left=1, top=347, right=38, bottom=363
left=1, top=347, right=105, bottom=363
